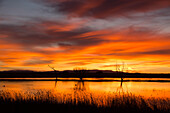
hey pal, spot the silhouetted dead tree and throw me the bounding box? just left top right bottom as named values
left=73, top=67, right=87, bottom=81
left=115, top=62, right=125, bottom=82
left=48, top=65, right=58, bottom=79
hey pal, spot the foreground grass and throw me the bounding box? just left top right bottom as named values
left=0, top=90, right=169, bottom=113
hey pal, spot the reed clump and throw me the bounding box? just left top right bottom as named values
left=0, top=90, right=169, bottom=113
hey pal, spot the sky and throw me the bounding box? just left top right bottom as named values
left=0, top=0, right=170, bottom=73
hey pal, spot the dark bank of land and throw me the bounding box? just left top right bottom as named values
left=0, top=70, right=170, bottom=78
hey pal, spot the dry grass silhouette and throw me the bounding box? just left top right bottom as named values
left=0, top=90, right=169, bottom=113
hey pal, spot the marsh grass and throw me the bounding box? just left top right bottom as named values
left=0, top=90, right=169, bottom=113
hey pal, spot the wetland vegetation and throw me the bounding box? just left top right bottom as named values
left=0, top=89, right=169, bottom=113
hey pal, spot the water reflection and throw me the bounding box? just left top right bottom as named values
left=74, top=81, right=86, bottom=91
left=0, top=78, right=169, bottom=112
left=54, top=81, right=57, bottom=88
left=0, top=79, right=170, bottom=98
left=116, top=80, right=123, bottom=93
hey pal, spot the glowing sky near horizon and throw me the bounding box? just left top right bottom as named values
left=0, top=0, right=170, bottom=73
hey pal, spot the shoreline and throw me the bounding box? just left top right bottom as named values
left=0, top=78, right=170, bottom=82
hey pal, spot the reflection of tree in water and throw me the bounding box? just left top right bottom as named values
left=116, top=80, right=128, bottom=93
left=54, top=81, right=57, bottom=88
left=74, top=81, right=87, bottom=91
left=54, top=80, right=88, bottom=91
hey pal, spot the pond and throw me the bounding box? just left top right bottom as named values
left=0, top=78, right=169, bottom=99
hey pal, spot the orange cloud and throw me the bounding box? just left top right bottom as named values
left=0, top=0, right=170, bottom=73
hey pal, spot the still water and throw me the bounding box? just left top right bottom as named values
left=0, top=78, right=170, bottom=99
